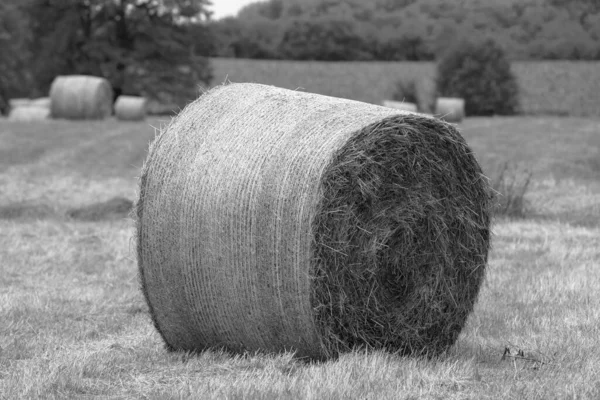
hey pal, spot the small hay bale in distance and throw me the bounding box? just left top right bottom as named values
left=136, top=83, right=491, bottom=360
left=8, top=98, right=32, bottom=108
left=381, top=100, right=418, bottom=113
left=115, top=95, right=147, bottom=121
left=435, top=97, right=465, bottom=123
left=49, top=75, right=113, bottom=120
left=8, top=106, right=51, bottom=121
left=29, top=97, right=51, bottom=108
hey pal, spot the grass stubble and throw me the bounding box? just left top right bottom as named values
left=0, top=117, right=599, bottom=399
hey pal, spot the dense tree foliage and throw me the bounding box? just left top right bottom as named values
left=0, top=1, right=32, bottom=113
left=3, top=0, right=213, bottom=111
left=208, top=0, right=600, bottom=61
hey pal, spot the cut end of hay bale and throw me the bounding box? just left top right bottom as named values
left=115, top=95, right=147, bottom=121
left=50, top=75, right=113, bottom=120
left=381, top=100, right=418, bottom=113
left=136, top=83, right=491, bottom=360
left=435, top=97, right=465, bottom=123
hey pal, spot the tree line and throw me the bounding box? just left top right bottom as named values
left=208, top=0, right=600, bottom=61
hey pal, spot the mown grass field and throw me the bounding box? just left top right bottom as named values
left=1, top=115, right=599, bottom=399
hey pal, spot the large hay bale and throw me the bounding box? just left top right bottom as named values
left=435, top=97, right=465, bottom=123
left=115, top=95, right=147, bottom=121
left=136, top=83, right=491, bottom=360
left=381, top=100, right=418, bottom=113
left=8, top=106, right=51, bottom=121
left=49, top=75, right=113, bottom=120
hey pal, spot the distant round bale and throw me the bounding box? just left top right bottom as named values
left=115, top=95, right=147, bottom=121
left=381, top=100, right=418, bottom=113
left=8, top=106, right=51, bottom=121
left=49, top=75, right=113, bottom=120
left=29, top=97, right=51, bottom=108
left=136, top=83, right=491, bottom=360
left=8, top=98, right=32, bottom=109
left=435, top=97, right=465, bottom=123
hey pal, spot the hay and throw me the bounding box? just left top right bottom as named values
left=29, top=97, right=51, bottom=108
left=8, top=98, right=32, bottom=108
left=49, top=75, right=113, bottom=120
left=381, top=100, right=418, bottom=113
left=435, top=97, right=465, bottom=123
left=136, top=83, right=491, bottom=360
left=115, top=95, right=147, bottom=121
left=8, top=106, right=51, bottom=121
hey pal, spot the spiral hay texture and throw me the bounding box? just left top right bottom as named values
left=136, top=83, right=491, bottom=360
left=49, top=75, right=113, bottom=120
left=435, top=97, right=465, bottom=123
left=115, top=95, right=147, bottom=121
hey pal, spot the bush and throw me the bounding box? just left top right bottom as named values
left=489, top=162, right=532, bottom=218
left=391, top=79, right=417, bottom=103
left=436, top=39, right=519, bottom=116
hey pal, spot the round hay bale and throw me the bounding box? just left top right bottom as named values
left=49, top=75, right=113, bottom=120
left=29, top=97, right=51, bottom=108
left=115, top=95, right=147, bottom=121
left=435, top=97, right=465, bottom=123
left=8, top=106, right=51, bottom=121
left=9, top=98, right=32, bottom=109
left=381, top=100, right=418, bottom=113
left=136, top=83, right=491, bottom=360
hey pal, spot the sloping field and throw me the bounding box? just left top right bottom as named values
left=210, top=58, right=600, bottom=117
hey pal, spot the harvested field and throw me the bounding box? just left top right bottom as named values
left=0, top=115, right=599, bottom=398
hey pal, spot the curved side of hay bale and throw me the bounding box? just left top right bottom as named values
left=435, top=97, right=465, bottom=123
left=136, top=83, right=491, bottom=359
left=8, top=106, right=51, bottom=121
left=50, top=75, right=113, bottom=120
left=381, top=100, right=418, bottom=113
left=115, top=95, right=147, bottom=121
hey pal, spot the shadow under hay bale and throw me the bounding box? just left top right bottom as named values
left=0, top=202, right=55, bottom=220
left=67, top=197, right=133, bottom=221
left=136, top=83, right=491, bottom=360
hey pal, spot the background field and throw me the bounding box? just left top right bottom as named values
left=1, top=116, right=599, bottom=398
left=210, top=58, right=600, bottom=117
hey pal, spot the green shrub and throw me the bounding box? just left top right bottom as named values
left=436, top=39, right=519, bottom=116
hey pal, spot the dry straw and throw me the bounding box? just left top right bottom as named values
left=115, top=95, right=147, bottom=121
left=381, top=100, right=418, bottom=113
left=29, top=97, right=51, bottom=108
left=435, top=97, right=465, bottom=123
left=49, top=75, right=113, bottom=120
left=136, top=83, right=491, bottom=360
left=8, top=106, right=51, bottom=121
left=8, top=98, right=33, bottom=108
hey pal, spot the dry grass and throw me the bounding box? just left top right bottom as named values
left=0, top=116, right=599, bottom=398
